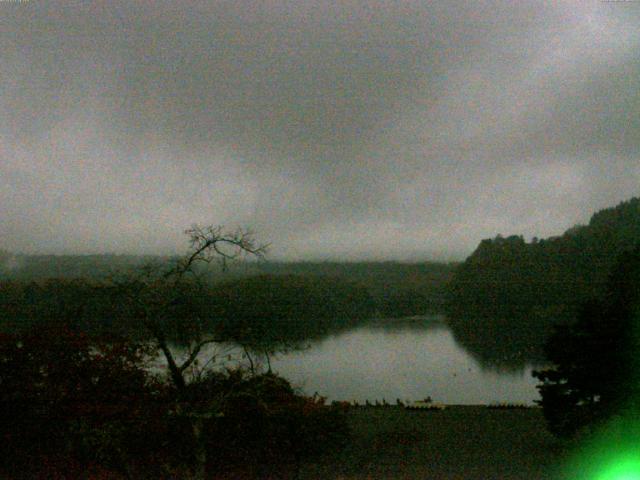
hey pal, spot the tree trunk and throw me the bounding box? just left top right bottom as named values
left=264, top=350, right=272, bottom=373
left=243, top=346, right=255, bottom=375
left=155, top=331, right=186, bottom=391
left=191, top=417, right=207, bottom=480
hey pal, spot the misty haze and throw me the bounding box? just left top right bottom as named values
left=1, top=2, right=640, bottom=479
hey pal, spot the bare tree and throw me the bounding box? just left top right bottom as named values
left=112, top=225, right=267, bottom=480
left=114, top=226, right=267, bottom=388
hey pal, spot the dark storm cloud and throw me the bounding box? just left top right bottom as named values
left=1, top=1, right=639, bottom=259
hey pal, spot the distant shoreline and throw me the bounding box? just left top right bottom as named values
left=367, top=314, right=447, bottom=325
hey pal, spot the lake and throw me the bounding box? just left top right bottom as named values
left=165, top=315, right=544, bottom=405
left=269, top=316, right=543, bottom=405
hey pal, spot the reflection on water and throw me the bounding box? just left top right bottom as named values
left=161, top=316, right=544, bottom=405
left=270, top=316, right=542, bottom=405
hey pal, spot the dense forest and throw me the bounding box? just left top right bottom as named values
left=0, top=275, right=374, bottom=348
left=255, top=261, right=455, bottom=316
left=0, top=256, right=456, bottom=355
left=447, top=197, right=640, bottom=367
left=0, top=254, right=456, bottom=319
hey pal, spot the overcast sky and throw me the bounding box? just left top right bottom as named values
left=1, top=1, right=639, bottom=260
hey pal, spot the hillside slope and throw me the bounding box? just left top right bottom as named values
left=447, top=197, right=640, bottom=367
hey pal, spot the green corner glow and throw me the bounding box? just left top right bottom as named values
left=560, top=414, right=640, bottom=480
left=595, top=456, right=640, bottom=480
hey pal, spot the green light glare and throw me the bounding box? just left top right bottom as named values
left=595, top=456, right=640, bottom=480
left=560, top=415, right=640, bottom=480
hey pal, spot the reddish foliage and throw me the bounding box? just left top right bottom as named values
left=0, top=324, right=171, bottom=478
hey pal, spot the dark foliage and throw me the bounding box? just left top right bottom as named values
left=0, top=227, right=353, bottom=479
left=256, top=261, right=457, bottom=316
left=0, top=274, right=377, bottom=350
left=0, top=324, right=172, bottom=478
left=533, top=246, right=640, bottom=437
left=0, top=254, right=457, bottom=318
left=448, top=197, right=640, bottom=367
left=184, top=371, right=351, bottom=479
left=210, top=274, right=377, bottom=349
left=0, top=323, right=350, bottom=479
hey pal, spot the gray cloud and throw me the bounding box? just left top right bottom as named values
left=1, top=1, right=639, bottom=260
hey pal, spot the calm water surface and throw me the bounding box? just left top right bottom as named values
left=269, top=316, right=542, bottom=405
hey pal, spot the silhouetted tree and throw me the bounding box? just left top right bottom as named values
left=533, top=245, right=640, bottom=437
left=111, top=225, right=267, bottom=479
left=113, top=226, right=267, bottom=388
left=0, top=228, right=353, bottom=479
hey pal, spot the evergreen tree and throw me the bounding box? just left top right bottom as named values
left=533, top=245, right=640, bottom=437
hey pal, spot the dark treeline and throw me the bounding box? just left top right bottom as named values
left=0, top=275, right=376, bottom=348
left=0, top=252, right=165, bottom=280
left=447, top=197, right=640, bottom=368
left=210, top=274, right=376, bottom=347
left=0, top=253, right=457, bottom=318
left=255, top=261, right=456, bottom=316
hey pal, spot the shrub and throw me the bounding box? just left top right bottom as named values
left=0, top=325, right=171, bottom=478
left=191, top=371, right=351, bottom=478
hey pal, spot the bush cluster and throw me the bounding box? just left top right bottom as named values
left=192, top=370, right=349, bottom=478
left=0, top=325, right=349, bottom=479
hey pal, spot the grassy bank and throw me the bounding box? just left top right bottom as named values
left=301, top=406, right=563, bottom=479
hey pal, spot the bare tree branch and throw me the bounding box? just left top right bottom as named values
left=178, top=338, right=221, bottom=373
left=171, top=225, right=268, bottom=281
left=110, top=225, right=267, bottom=398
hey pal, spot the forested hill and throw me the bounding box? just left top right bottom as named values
left=447, top=197, right=640, bottom=367
left=0, top=253, right=171, bottom=280
left=256, top=261, right=456, bottom=316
